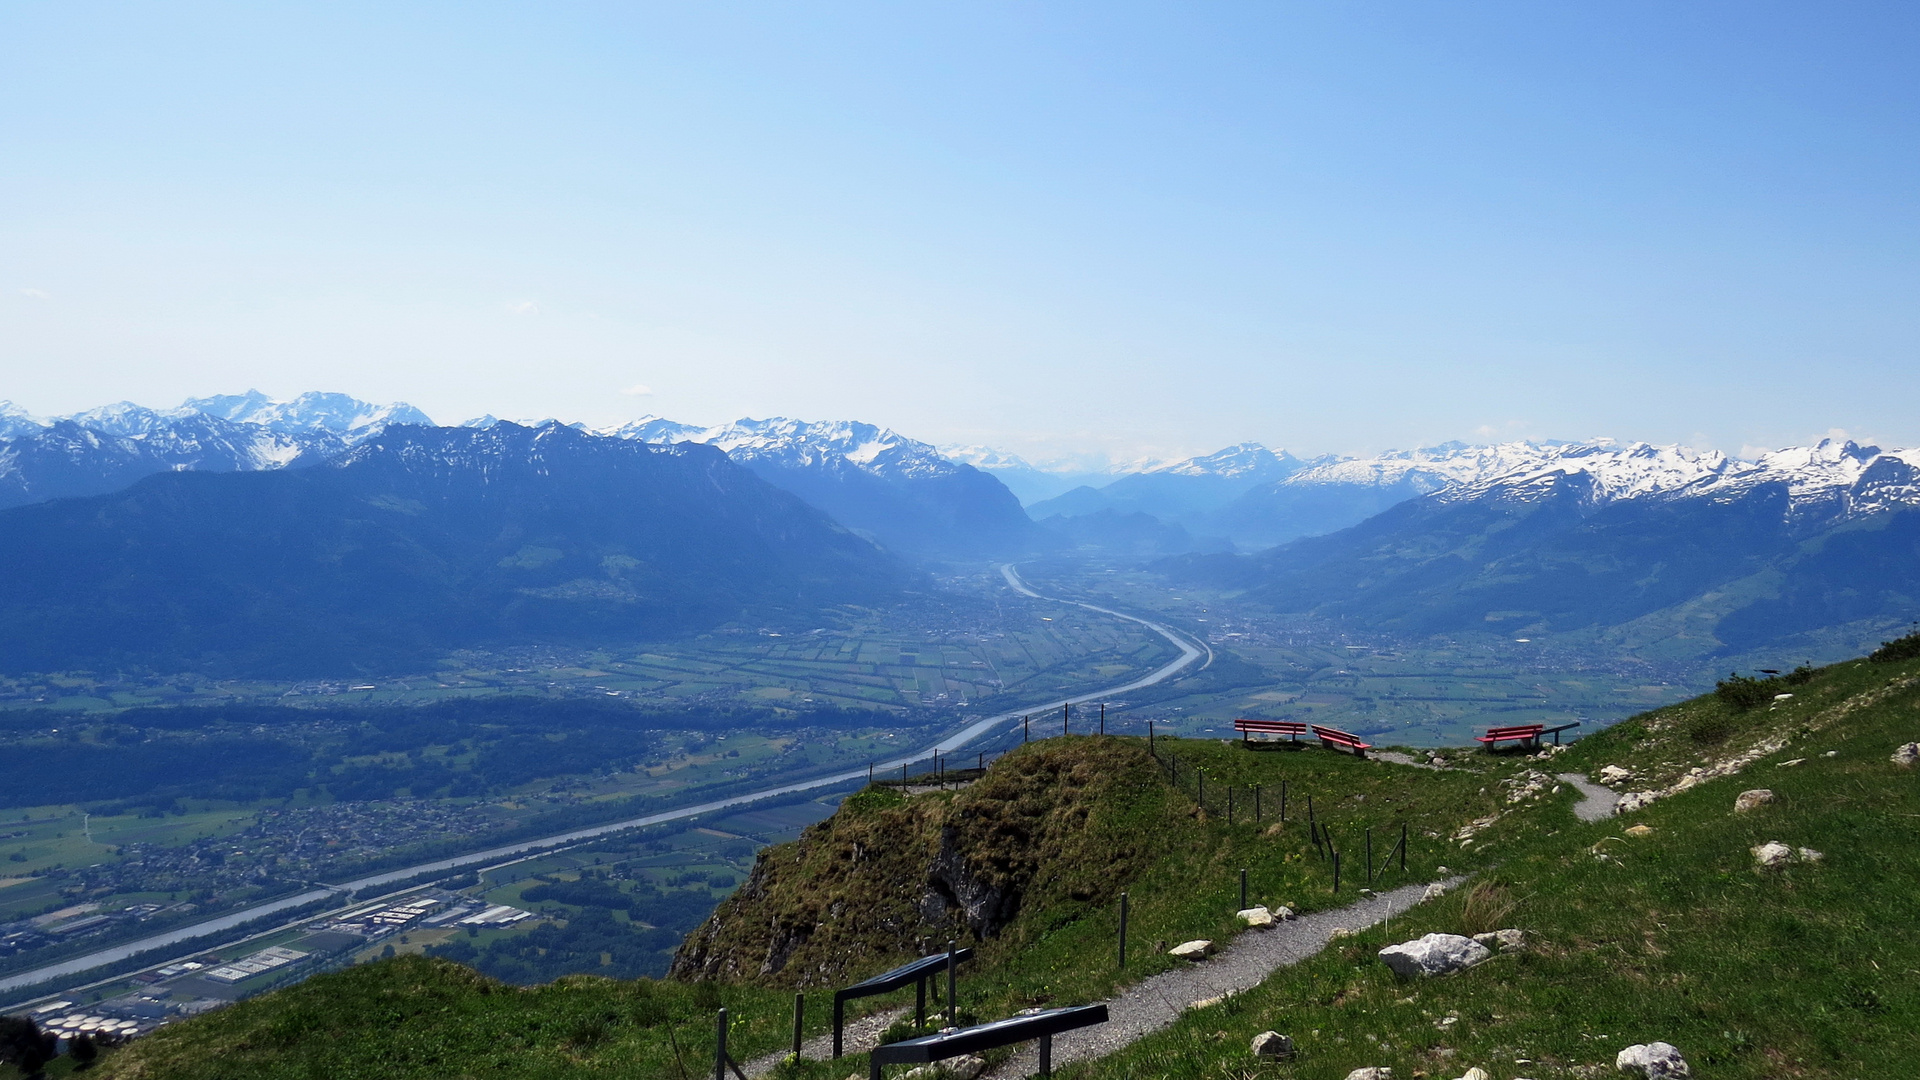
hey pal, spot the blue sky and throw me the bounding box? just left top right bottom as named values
left=4, top=3, right=1918, bottom=464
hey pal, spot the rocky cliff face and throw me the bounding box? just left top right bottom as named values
left=668, top=738, right=1183, bottom=987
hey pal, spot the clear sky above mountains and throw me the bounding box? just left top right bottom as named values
left=4, top=3, right=1918, bottom=466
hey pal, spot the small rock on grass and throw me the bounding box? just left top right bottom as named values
left=1892, top=742, right=1919, bottom=767
left=1752, top=841, right=1794, bottom=868
left=1344, top=1069, right=1394, bottom=1080
left=1455, top=1068, right=1491, bottom=1080
left=1624, top=824, right=1654, bottom=838
left=1471, top=928, right=1526, bottom=951
left=1168, top=939, right=1214, bottom=960
left=1597, top=764, right=1633, bottom=785
left=1236, top=905, right=1275, bottom=928
left=1379, top=933, right=1492, bottom=977
left=1615, top=1041, right=1691, bottom=1078
left=1733, top=789, right=1776, bottom=813
left=1250, top=1030, right=1295, bottom=1059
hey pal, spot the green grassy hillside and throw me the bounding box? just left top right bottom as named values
left=43, top=642, right=1920, bottom=1080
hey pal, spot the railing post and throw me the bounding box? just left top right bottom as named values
left=916, top=975, right=926, bottom=1029
left=1148, top=719, right=1154, bottom=755
left=714, top=1008, right=728, bottom=1080
left=1063, top=702, right=1069, bottom=736
left=1280, top=779, right=1288, bottom=823
left=1366, top=827, right=1374, bottom=885
left=1099, top=702, right=1105, bottom=734
left=946, top=940, right=957, bottom=1029
left=1239, top=867, right=1247, bottom=911
left=1040, top=1033, right=1053, bottom=1078
left=1024, top=715, right=1029, bottom=743
left=1118, top=891, right=1129, bottom=969
left=792, top=993, right=804, bottom=1059
left=833, top=994, right=845, bottom=1058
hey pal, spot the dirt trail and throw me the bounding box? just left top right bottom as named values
left=1557, top=773, right=1619, bottom=821
left=977, top=876, right=1461, bottom=1079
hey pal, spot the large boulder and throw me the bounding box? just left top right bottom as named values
left=1615, top=1041, right=1690, bottom=1078
left=1733, top=789, right=1776, bottom=813
left=1378, top=933, right=1492, bottom=978
left=1250, top=1031, right=1295, bottom=1059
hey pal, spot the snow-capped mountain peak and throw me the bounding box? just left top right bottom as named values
left=1152, top=442, right=1302, bottom=480
left=183, top=390, right=434, bottom=440
left=0, top=401, right=52, bottom=441
left=601, top=415, right=964, bottom=480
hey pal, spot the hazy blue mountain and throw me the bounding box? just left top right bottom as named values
left=0, top=412, right=336, bottom=511
left=0, top=392, right=435, bottom=512
left=936, top=445, right=1109, bottom=505
left=1028, top=443, right=1304, bottom=523
left=1164, top=440, right=1920, bottom=658
left=604, top=416, right=1038, bottom=557
left=0, top=423, right=908, bottom=677
left=1036, top=508, right=1229, bottom=557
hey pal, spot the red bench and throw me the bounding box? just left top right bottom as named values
left=1310, top=724, right=1372, bottom=757
left=1232, top=718, right=1309, bottom=745
left=1476, top=724, right=1545, bottom=750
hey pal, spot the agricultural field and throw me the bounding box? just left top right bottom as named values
left=1026, top=562, right=1718, bottom=745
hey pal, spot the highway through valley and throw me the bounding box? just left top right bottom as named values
left=1, top=565, right=1210, bottom=1001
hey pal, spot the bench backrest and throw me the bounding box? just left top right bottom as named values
left=1484, top=725, right=1545, bottom=738
left=1234, top=718, right=1307, bottom=734
left=1310, top=724, right=1364, bottom=744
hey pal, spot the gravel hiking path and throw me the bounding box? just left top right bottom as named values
left=1372, top=750, right=1445, bottom=770
left=745, top=1004, right=911, bottom=1077
left=977, top=876, right=1463, bottom=1080
left=1557, top=773, right=1620, bottom=822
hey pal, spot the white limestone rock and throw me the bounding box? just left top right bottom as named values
left=1597, top=765, right=1633, bottom=785
left=1892, top=742, right=1919, bottom=767
left=1236, top=905, right=1275, bottom=928
left=1733, top=789, right=1776, bottom=813
left=1456, top=1068, right=1491, bottom=1080
left=1250, top=1030, right=1295, bottom=1059
left=1378, top=933, right=1492, bottom=978
left=1752, top=841, right=1794, bottom=868
left=1272, top=905, right=1297, bottom=920
left=1616, top=791, right=1659, bottom=813
left=1344, top=1069, right=1394, bottom=1080
left=1471, top=928, right=1527, bottom=951
left=1422, top=882, right=1449, bottom=901
left=1615, top=1040, right=1691, bottom=1078
left=1798, top=846, right=1824, bottom=862
left=900, top=1056, right=987, bottom=1080
left=1168, top=939, right=1214, bottom=961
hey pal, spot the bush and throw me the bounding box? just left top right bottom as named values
left=1783, top=664, right=1817, bottom=686
left=1869, top=629, right=1920, bottom=663
left=1715, top=672, right=1775, bottom=712
left=1687, top=711, right=1736, bottom=744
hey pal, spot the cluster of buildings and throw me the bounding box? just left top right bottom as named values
left=201, top=946, right=311, bottom=985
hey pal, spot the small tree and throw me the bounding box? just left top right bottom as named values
left=0, top=1015, right=56, bottom=1079
left=69, top=1033, right=99, bottom=1069
left=1714, top=672, right=1773, bottom=711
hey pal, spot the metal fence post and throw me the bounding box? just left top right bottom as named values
left=1280, top=779, right=1288, bottom=823
left=714, top=1008, right=728, bottom=1080
left=1118, top=892, right=1129, bottom=969
left=1227, top=786, right=1234, bottom=822
left=1024, top=715, right=1030, bottom=743
left=946, top=940, right=957, bottom=1029
left=792, top=993, right=804, bottom=1059
left=1063, top=702, right=1069, bottom=736
left=1401, top=821, right=1408, bottom=872
left=1099, top=702, right=1105, bottom=734
left=1366, top=827, right=1374, bottom=885
left=1239, top=867, right=1247, bottom=911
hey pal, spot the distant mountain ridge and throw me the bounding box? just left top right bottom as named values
left=602, top=415, right=1037, bottom=556
left=1163, top=437, right=1920, bottom=661
left=0, top=396, right=1037, bottom=557
left=0, top=422, right=907, bottom=677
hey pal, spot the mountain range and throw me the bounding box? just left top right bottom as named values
left=1163, top=438, right=1920, bottom=661
left=0, top=423, right=907, bottom=677
left=598, top=416, right=1036, bottom=557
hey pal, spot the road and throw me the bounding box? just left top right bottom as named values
left=0, top=565, right=1210, bottom=1000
